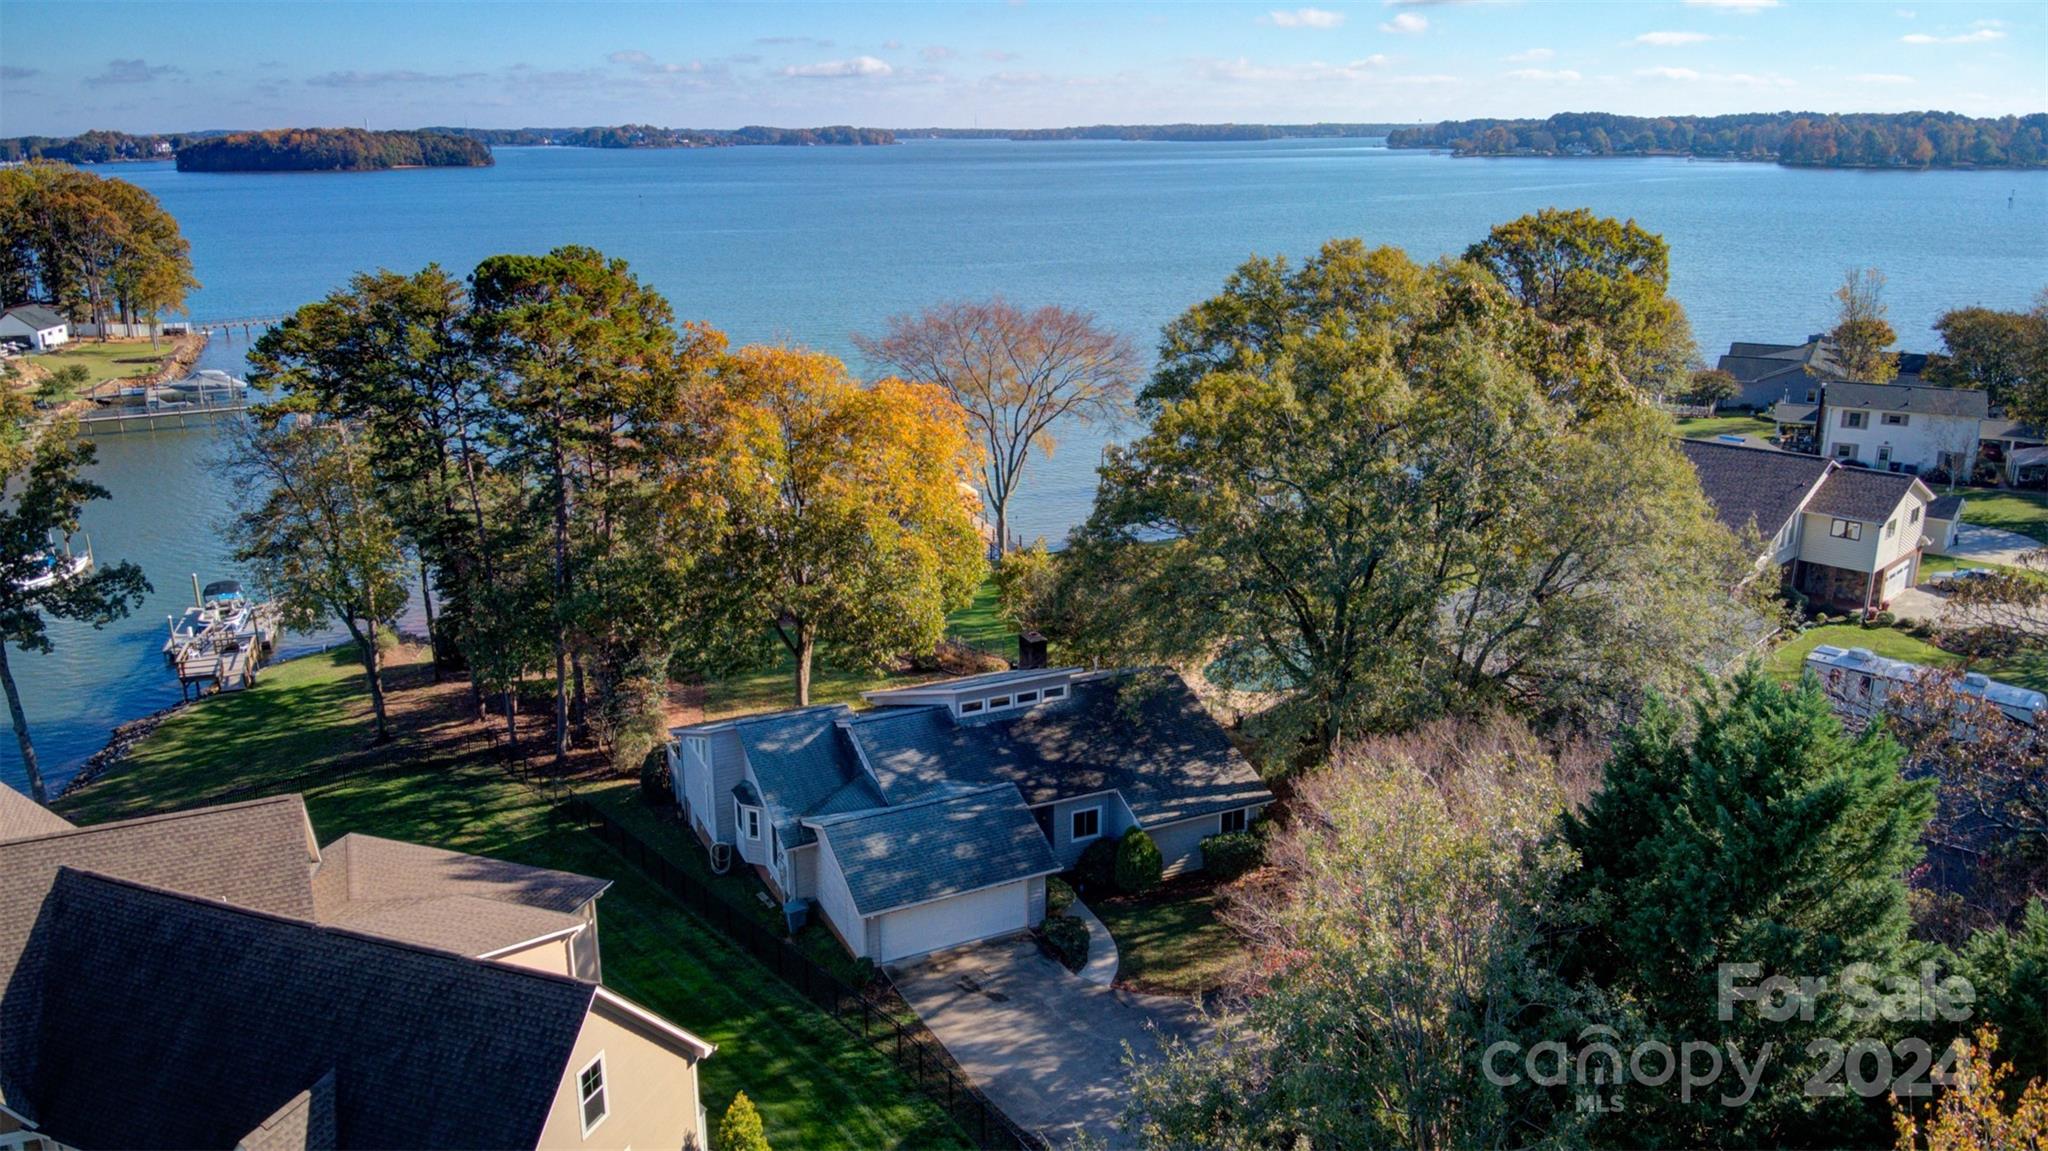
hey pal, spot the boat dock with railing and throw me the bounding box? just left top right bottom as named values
left=163, top=575, right=279, bottom=697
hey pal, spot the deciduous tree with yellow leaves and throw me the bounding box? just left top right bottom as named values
left=695, top=346, right=986, bottom=706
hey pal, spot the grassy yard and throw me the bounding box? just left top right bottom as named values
left=58, top=647, right=969, bottom=1150
left=1764, top=623, right=2048, bottom=693
left=702, top=575, right=1017, bottom=719
left=1958, top=488, right=2048, bottom=544
left=29, top=339, right=171, bottom=393
left=1090, top=879, right=1245, bottom=997
left=1673, top=413, right=1777, bottom=441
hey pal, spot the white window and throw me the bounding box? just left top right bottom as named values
left=1910, top=507, right=1921, bottom=524
left=740, top=804, right=761, bottom=840
left=1042, top=685, right=1067, bottom=701
left=1882, top=412, right=1908, bottom=426
left=1071, top=806, right=1102, bottom=842
left=1886, top=519, right=1897, bottom=539
left=578, top=1054, right=609, bottom=1136
left=1220, top=808, right=1249, bottom=834
left=1829, top=518, right=1863, bottom=541
left=1842, top=410, right=1867, bottom=429
left=958, top=699, right=984, bottom=715
left=989, top=695, right=1012, bottom=710
left=1834, top=443, right=1856, bottom=460
left=1014, top=689, right=1039, bottom=705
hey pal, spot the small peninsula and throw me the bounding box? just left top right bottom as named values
left=1387, top=111, right=2048, bottom=169
left=173, top=128, right=494, bottom=172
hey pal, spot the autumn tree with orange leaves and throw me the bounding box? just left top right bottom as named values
left=694, top=346, right=986, bottom=706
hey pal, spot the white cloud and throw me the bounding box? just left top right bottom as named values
left=1635, top=65, right=1793, bottom=87
left=1505, top=47, right=1554, bottom=61
left=606, top=50, right=704, bottom=75
left=780, top=55, right=894, bottom=78
left=983, top=49, right=1022, bottom=61
left=1379, top=12, right=1428, bottom=33
left=1853, top=72, right=1916, bottom=84
left=1683, top=0, right=1779, bottom=10
left=1269, top=7, right=1347, bottom=28
left=1637, top=66, right=1703, bottom=80
left=1901, top=27, right=2004, bottom=43
left=1635, top=31, right=1713, bottom=45
left=920, top=45, right=957, bottom=62
left=1199, top=54, right=1391, bottom=84
left=1895, top=8, right=1916, bottom=17
left=882, top=39, right=903, bottom=50
left=1506, top=68, right=1581, bottom=81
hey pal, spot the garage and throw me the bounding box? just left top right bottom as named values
left=876, top=880, right=1030, bottom=963
left=1883, top=560, right=1912, bottom=601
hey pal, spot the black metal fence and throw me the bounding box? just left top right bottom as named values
left=560, top=797, right=1045, bottom=1151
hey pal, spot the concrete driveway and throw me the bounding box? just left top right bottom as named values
left=888, top=934, right=1209, bottom=1148
left=1944, top=524, right=2043, bottom=567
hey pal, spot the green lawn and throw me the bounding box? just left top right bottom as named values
left=31, top=339, right=171, bottom=393
left=1764, top=624, right=2048, bottom=693
left=1958, top=489, right=2048, bottom=544
left=703, top=575, right=1017, bottom=719
left=1673, top=413, right=1777, bottom=441
left=59, top=648, right=969, bottom=1150
left=1090, top=880, right=1245, bottom=997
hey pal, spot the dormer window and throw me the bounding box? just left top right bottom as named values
left=737, top=803, right=761, bottom=841
left=1014, top=690, right=1038, bottom=705
left=1042, top=685, right=1067, bottom=701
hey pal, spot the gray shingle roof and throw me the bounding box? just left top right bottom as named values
left=1926, top=494, right=1966, bottom=521
left=1979, top=417, right=2045, bottom=444
left=1678, top=439, right=1829, bottom=538
left=0, top=782, right=72, bottom=843
left=1807, top=466, right=1924, bottom=523
left=845, top=670, right=1272, bottom=826
left=1826, top=381, right=1989, bottom=419
left=810, top=785, right=1058, bottom=915
left=8, top=868, right=594, bottom=1149
left=309, top=833, right=604, bottom=959
left=0, top=794, right=319, bottom=1008
left=0, top=304, right=66, bottom=330
left=237, top=1070, right=337, bottom=1151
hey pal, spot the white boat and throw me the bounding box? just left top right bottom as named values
left=13, top=547, right=92, bottom=592
left=163, top=369, right=249, bottom=394
left=163, top=577, right=259, bottom=661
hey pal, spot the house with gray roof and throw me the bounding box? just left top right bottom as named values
left=0, top=305, right=68, bottom=353
left=1714, top=334, right=1931, bottom=411
left=669, top=668, right=1272, bottom=964
left=0, top=785, right=716, bottom=1150
left=1680, top=439, right=1936, bottom=613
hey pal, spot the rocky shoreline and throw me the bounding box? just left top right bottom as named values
left=58, top=702, right=187, bottom=799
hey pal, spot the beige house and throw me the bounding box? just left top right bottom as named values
left=1681, top=439, right=1935, bottom=613
left=0, top=785, right=715, bottom=1151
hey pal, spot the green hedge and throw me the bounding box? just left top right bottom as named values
left=1040, top=912, right=1090, bottom=972
left=1115, top=827, right=1163, bottom=895
left=1200, top=830, right=1263, bottom=880
left=1046, top=875, right=1076, bottom=916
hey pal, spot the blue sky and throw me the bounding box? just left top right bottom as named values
left=1, top=1, right=2041, bottom=136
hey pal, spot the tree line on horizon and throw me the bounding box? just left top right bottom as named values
left=1390, top=110, right=2048, bottom=169
left=173, top=128, right=495, bottom=172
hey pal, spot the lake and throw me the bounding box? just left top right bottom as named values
left=7, top=139, right=2045, bottom=796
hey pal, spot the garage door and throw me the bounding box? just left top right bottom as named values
left=876, top=881, right=1028, bottom=963
left=1883, top=562, right=1911, bottom=598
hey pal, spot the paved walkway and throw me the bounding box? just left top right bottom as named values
left=1069, top=899, right=1119, bottom=987
left=888, top=934, right=1208, bottom=1148
left=1943, top=524, right=2043, bottom=568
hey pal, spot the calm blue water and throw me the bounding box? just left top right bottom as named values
left=8, top=139, right=2046, bottom=795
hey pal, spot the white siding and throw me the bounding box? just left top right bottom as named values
left=812, top=834, right=869, bottom=959
left=1822, top=410, right=1982, bottom=476
left=875, top=881, right=1031, bottom=963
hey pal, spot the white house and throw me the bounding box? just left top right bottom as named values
left=668, top=667, right=1273, bottom=964
left=1681, top=439, right=1935, bottom=613
left=0, top=304, right=70, bottom=352
left=1815, top=381, right=1989, bottom=482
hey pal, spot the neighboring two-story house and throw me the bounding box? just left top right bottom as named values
left=0, top=785, right=715, bottom=1151
left=1714, top=334, right=1931, bottom=411
left=1680, top=439, right=1935, bottom=613
left=669, top=667, right=1273, bottom=965
left=1812, top=381, right=1989, bottom=480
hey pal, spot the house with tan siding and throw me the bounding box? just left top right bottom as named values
left=0, top=787, right=714, bottom=1151
left=1680, top=438, right=1935, bottom=614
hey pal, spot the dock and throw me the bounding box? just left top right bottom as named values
left=166, top=596, right=280, bottom=699
left=77, top=377, right=253, bottom=433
